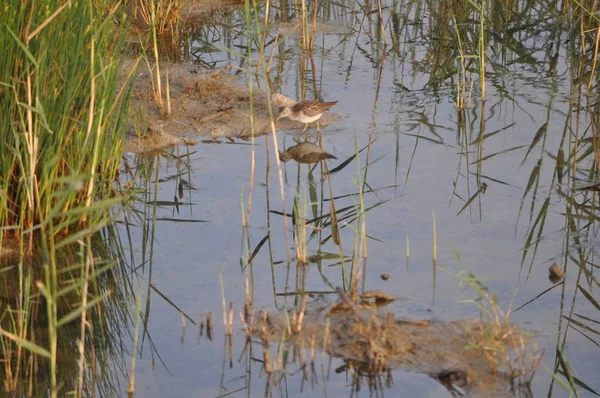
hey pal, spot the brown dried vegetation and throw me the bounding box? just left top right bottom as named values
left=247, top=290, right=542, bottom=396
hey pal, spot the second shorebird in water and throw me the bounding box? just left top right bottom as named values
left=279, top=142, right=337, bottom=164
left=277, top=100, right=337, bottom=132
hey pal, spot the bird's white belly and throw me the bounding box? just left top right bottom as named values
left=290, top=113, right=321, bottom=123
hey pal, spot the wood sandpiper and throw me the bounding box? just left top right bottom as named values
left=279, top=142, right=337, bottom=164
left=276, top=100, right=337, bottom=132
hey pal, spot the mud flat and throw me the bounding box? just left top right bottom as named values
left=124, top=61, right=337, bottom=153
left=252, top=295, right=542, bottom=397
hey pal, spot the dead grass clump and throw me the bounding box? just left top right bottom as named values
left=454, top=268, right=544, bottom=386
left=466, top=320, right=542, bottom=383
left=250, top=287, right=542, bottom=396
left=186, top=78, right=225, bottom=97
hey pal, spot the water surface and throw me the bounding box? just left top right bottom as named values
left=117, top=2, right=599, bottom=396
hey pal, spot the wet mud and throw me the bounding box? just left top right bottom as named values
left=124, top=62, right=338, bottom=153
left=252, top=294, right=542, bottom=397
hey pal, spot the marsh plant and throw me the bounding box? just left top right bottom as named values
left=1, top=0, right=600, bottom=395
left=0, top=0, right=135, bottom=395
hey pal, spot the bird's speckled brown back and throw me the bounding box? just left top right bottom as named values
left=291, top=100, right=338, bottom=117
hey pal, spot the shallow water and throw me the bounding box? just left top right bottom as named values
left=115, top=1, right=599, bottom=397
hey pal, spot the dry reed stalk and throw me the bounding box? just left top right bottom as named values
left=146, top=0, right=164, bottom=114
left=239, top=311, right=251, bottom=338
left=263, top=349, right=272, bottom=373
left=4, top=338, right=15, bottom=389
left=351, top=272, right=360, bottom=303
left=266, top=32, right=280, bottom=73
left=166, top=69, right=171, bottom=116
left=255, top=0, right=271, bottom=74
left=244, top=276, right=251, bottom=318
left=128, top=296, right=142, bottom=396
left=260, top=311, right=269, bottom=346
left=300, top=0, right=307, bottom=49
left=76, top=241, right=94, bottom=398
left=322, top=319, right=330, bottom=353
left=588, top=25, right=600, bottom=92
left=478, top=3, right=486, bottom=102
left=297, top=295, right=307, bottom=333
left=291, top=311, right=298, bottom=332
left=359, top=136, right=374, bottom=290
left=268, top=109, right=290, bottom=263
left=243, top=1, right=259, bottom=237
left=376, top=0, right=387, bottom=46
left=228, top=302, right=234, bottom=335
left=133, top=0, right=180, bottom=33
left=24, top=74, right=37, bottom=242
left=309, top=0, right=318, bottom=49
left=294, top=206, right=308, bottom=264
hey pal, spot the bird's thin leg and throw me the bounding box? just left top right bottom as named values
left=301, top=123, right=310, bottom=140
left=313, top=129, right=322, bottom=145
left=316, top=121, right=321, bottom=133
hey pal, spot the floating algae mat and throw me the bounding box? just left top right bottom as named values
left=251, top=291, right=542, bottom=397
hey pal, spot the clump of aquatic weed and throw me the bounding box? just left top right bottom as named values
left=453, top=266, right=543, bottom=385
left=244, top=278, right=542, bottom=395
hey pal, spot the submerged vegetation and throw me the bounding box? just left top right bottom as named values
left=0, top=0, right=599, bottom=396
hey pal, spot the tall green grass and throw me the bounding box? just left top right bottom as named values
left=0, top=0, right=132, bottom=236
left=0, top=0, right=135, bottom=396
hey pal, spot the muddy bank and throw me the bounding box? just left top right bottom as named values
left=123, top=0, right=340, bottom=153
left=124, top=61, right=337, bottom=153
left=181, top=0, right=245, bottom=16
left=251, top=294, right=542, bottom=397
